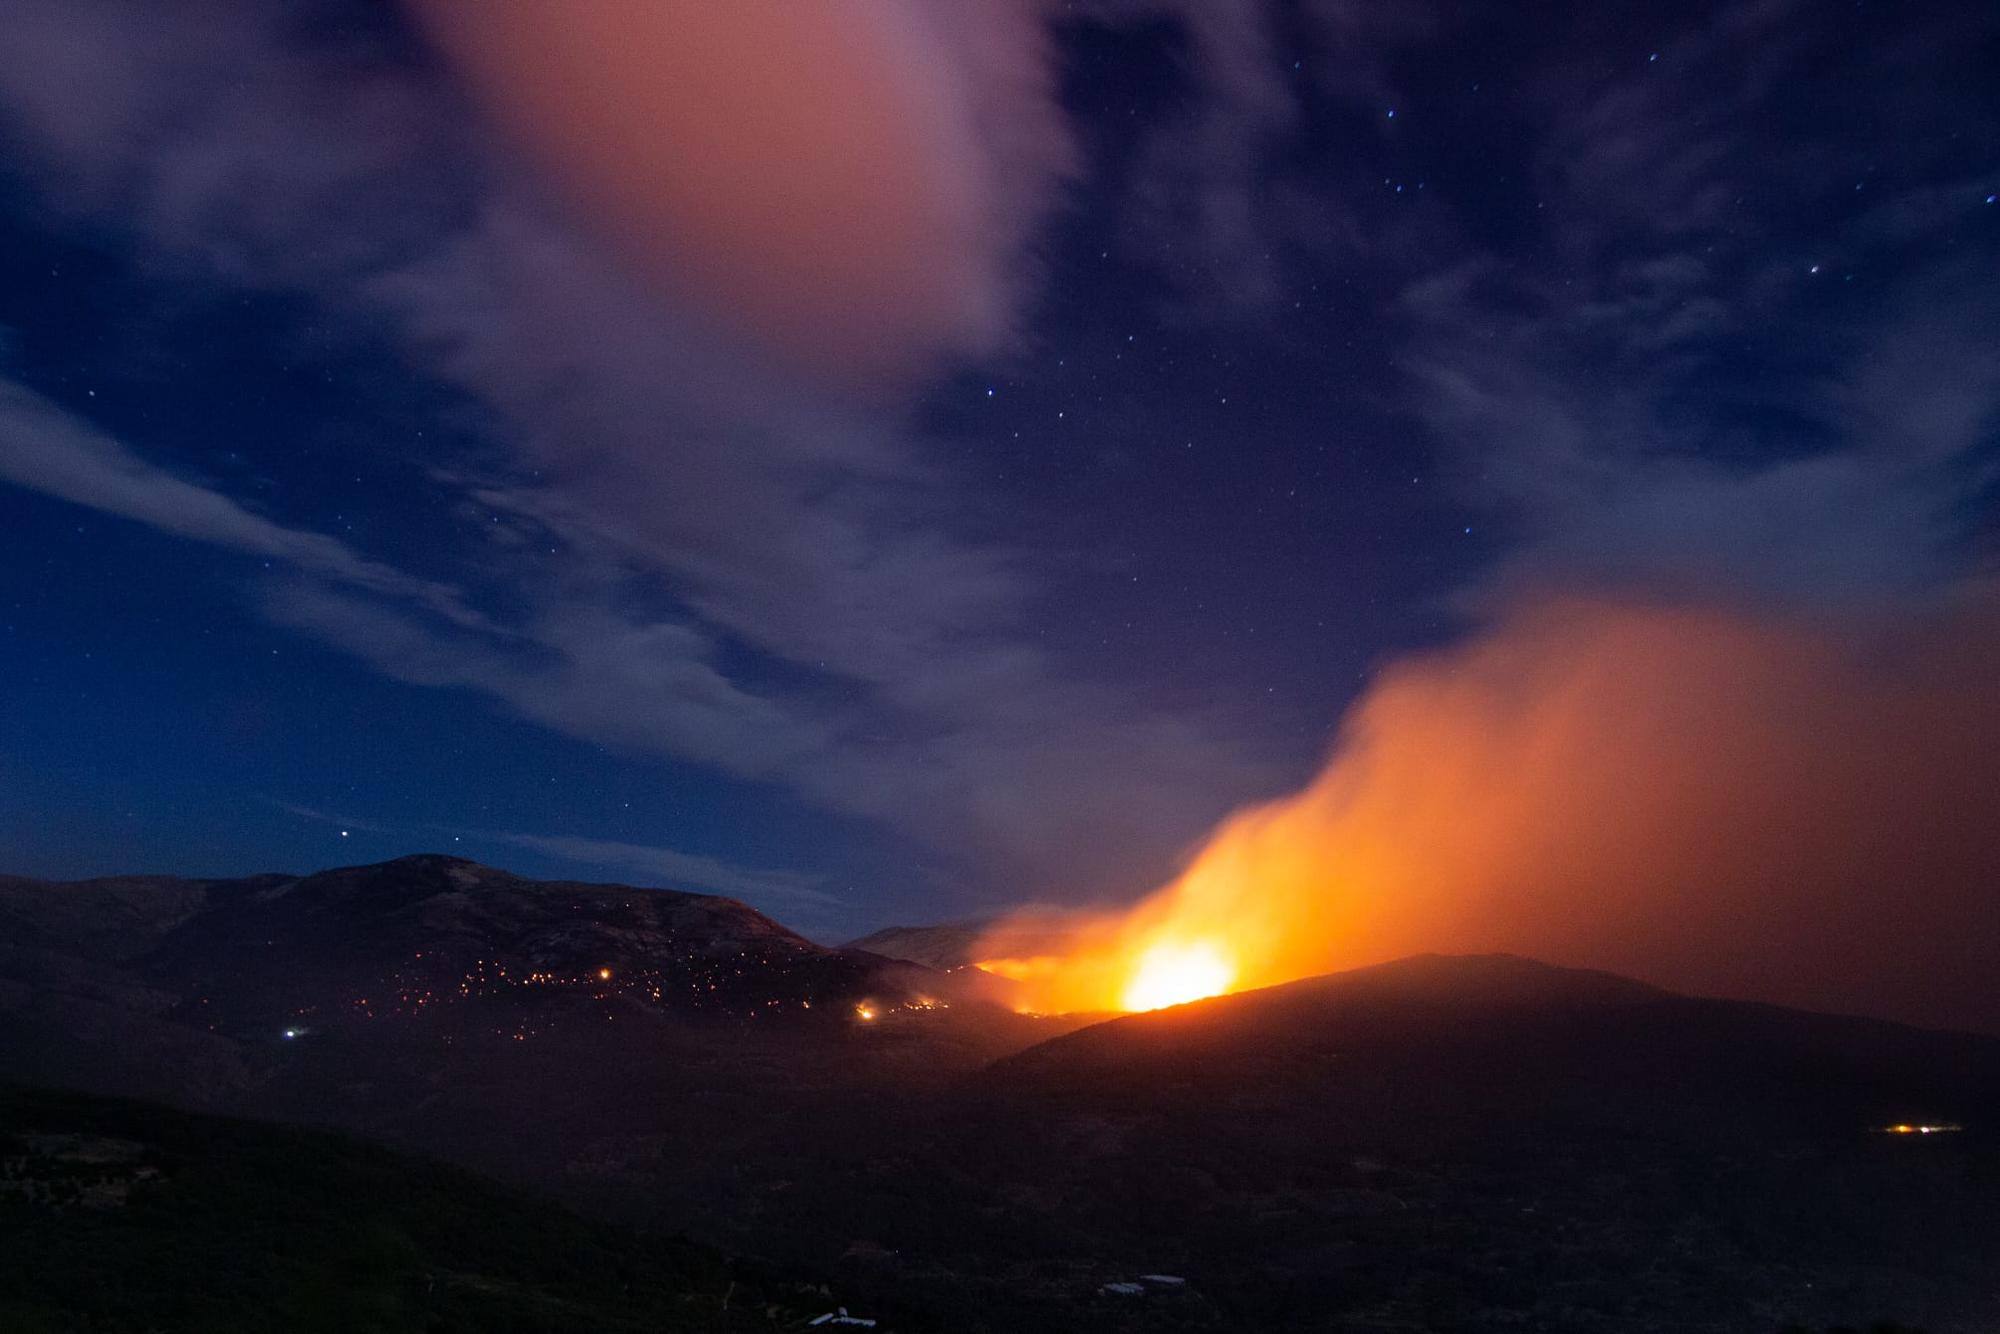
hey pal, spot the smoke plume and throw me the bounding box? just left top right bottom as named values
left=983, top=594, right=2000, bottom=1033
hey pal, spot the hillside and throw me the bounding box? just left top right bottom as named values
left=0, top=1084, right=886, bottom=1333
left=0, top=854, right=961, bottom=1106
left=844, top=921, right=991, bottom=970
left=732, top=955, right=2000, bottom=1332
left=991, top=952, right=1998, bottom=1137
left=6, top=863, right=2000, bottom=1330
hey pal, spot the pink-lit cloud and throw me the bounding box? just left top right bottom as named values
left=409, top=0, right=1076, bottom=388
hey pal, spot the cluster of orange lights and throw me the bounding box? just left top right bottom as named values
left=850, top=996, right=946, bottom=1024
left=1878, top=1122, right=1962, bottom=1135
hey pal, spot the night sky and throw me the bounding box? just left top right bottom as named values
left=1, top=0, right=1995, bottom=961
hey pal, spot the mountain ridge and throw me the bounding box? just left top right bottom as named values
left=6, top=859, right=2000, bottom=1330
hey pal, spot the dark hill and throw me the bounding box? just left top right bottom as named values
left=844, top=921, right=990, bottom=970
left=0, top=1084, right=894, bottom=1333
left=8, top=862, right=2000, bottom=1332
left=0, top=854, right=952, bottom=1102
left=989, top=952, right=2000, bottom=1139
left=692, top=954, right=2000, bottom=1331
left=139, top=852, right=918, bottom=1033
left=0, top=856, right=1076, bottom=1258
left=851, top=954, right=2000, bottom=1331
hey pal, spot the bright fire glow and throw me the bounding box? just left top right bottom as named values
left=968, top=600, right=2000, bottom=1028
left=1120, top=941, right=1236, bottom=1012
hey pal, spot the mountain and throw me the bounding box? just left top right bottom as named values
left=0, top=855, right=1080, bottom=1240
left=691, top=954, right=2000, bottom=1332
left=989, top=950, right=1998, bottom=1132
left=844, top=921, right=991, bottom=970
left=1, top=854, right=946, bottom=1086
left=0, top=852, right=1022, bottom=1198
left=140, top=852, right=936, bottom=1031
left=7, top=862, right=1999, bottom=1331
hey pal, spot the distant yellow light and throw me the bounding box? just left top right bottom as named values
left=855, top=1004, right=878, bottom=1021
left=598, top=967, right=612, bottom=981
left=1120, top=939, right=1236, bottom=1012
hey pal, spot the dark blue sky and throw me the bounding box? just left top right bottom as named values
left=0, top=0, right=1994, bottom=942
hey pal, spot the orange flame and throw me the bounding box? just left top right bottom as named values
left=976, top=597, right=2000, bottom=1027
left=1120, top=940, right=1236, bottom=1012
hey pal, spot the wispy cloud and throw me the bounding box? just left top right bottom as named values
left=268, top=797, right=833, bottom=914
left=475, top=831, right=837, bottom=910
left=265, top=800, right=391, bottom=836
left=0, top=0, right=1278, bottom=905
left=0, top=378, right=492, bottom=630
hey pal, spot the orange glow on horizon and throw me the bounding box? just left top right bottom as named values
left=969, top=597, right=2000, bottom=1028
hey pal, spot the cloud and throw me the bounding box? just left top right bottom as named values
left=1378, top=0, right=2000, bottom=614
left=257, top=579, right=821, bottom=782
left=0, top=0, right=1277, bottom=903
left=266, top=800, right=390, bottom=835
left=267, top=797, right=830, bottom=917
left=0, top=377, right=489, bottom=629
left=0, top=0, right=464, bottom=287
left=407, top=0, right=1076, bottom=389
left=6, top=0, right=1992, bottom=988
left=475, top=831, right=836, bottom=911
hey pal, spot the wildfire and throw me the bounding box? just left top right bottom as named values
left=1120, top=940, right=1236, bottom=1012
left=969, top=599, right=2000, bottom=1032
left=976, top=928, right=1245, bottom=1015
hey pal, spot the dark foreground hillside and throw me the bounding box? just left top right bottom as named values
left=7, top=861, right=2000, bottom=1332
left=0, top=1086, right=885, bottom=1334
left=735, top=957, right=2000, bottom=1333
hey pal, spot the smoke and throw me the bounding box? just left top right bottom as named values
left=983, top=593, right=2000, bottom=1033
left=408, top=0, right=1075, bottom=388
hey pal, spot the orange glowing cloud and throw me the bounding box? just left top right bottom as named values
left=410, top=0, right=1072, bottom=387
left=981, top=594, right=2000, bottom=1032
